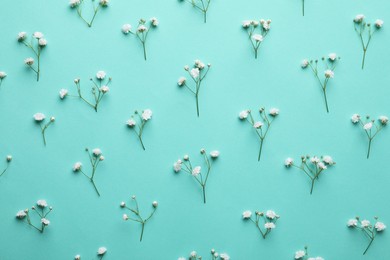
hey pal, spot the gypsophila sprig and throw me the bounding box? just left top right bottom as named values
left=60, top=71, right=111, bottom=112
left=351, top=114, right=388, bottom=159
left=353, top=15, right=384, bottom=69
left=179, top=249, right=230, bottom=260
left=285, top=155, right=335, bottom=194
left=294, top=246, right=324, bottom=260
left=17, top=32, right=47, bottom=81
left=0, top=71, right=7, bottom=88
left=70, top=0, right=109, bottom=28
left=120, top=196, right=158, bottom=242
left=179, top=0, right=212, bottom=23
left=242, top=210, right=280, bottom=239
left=242, top=19, right=271, bottom=59
left=75, top=247, right=107, bottom=260
left=33, top=113, right=55, bottom=146
left=347, top=216, right=386, bottom=255
left=238, top=107, right=279, bottom=161
left=126, top=109, right=152, bottom=150
left=301, top=54, right=340, bottom=113
left=121, top=18, right=158, bottom=60
left=0, top=155, right=12, bottom=178
left=73, top=148, right=105, bottom=196
left=178, top=60, right=211, bottom=117
left=16, top=200, right=53, bottom=233
left=173, top=148, right=219, bottom=203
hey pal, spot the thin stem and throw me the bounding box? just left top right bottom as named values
left=362, top=49, right=367, bottom=70
left=203, top=11, right=207, bottom=23
left=363, top=238, right=374, bottom=255
left=202, top=185, right=206, bottom=204
left=41, top=130, right=46, bottom=146
left=140, top=222, right=145, bottom=241
left=258, top=139, right=264, bottom=161
left=91, top=179, right=101, bottom=196
left=302, top=0, right=305, bottom=16
left=367, top=138, right=372, bottom=159
left=138, top=135, right=146, bottom=150
left=323, top=89, right=329, bottom=113
left=310, top=179, right=315, bottom=194
left=196, top=93, right=200, bottom=117
left=142, top=42, right=147, bottom=61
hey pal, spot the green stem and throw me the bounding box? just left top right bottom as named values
left=196, top=93, right=200, bottom=117
left=302, top=0, right=305, bottom=16
left=142, top=42, right=147, bottom=61
left=323, top=89, right=329, bottom=113
left=138, top=135, right=146, bottom=150
left=202, top=185, right=206, bottom=204
left=310, top=179, right=315, bottom=194
left=362, top=49, right=366, bottom=70
left=203, top=11, right=207, bottom=23
left=258, top=139, right=264, bottom=161
left=363, top=238, right=374, bottom=255
left=367, top=138, right=372, bottom=159
left=140, top=222, right=145, bottom=241
left=42, top=130, right=46, bottom=146
left=91, top=179, right=101, bottom=196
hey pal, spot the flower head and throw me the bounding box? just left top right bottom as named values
left=74, top=255, right=81, bottom=260
left=323, top=156, right=334, bottom=165
left=122, top=24, right=132, bottom=34
left=96, top=71, right=106, bottom=80
left=324, top=69, right=334, bottom=78
left=178, top=77, right=186, bottom=86
left=33, top=32, right=44, bottom=39
left=41, top=218, right=50, bottom=226
left=363, top=122, right=373, bottom=130
left=73, top=162, right=82, bottom=172
left=123, top=214, right=129, bottom=220
left=0, top=71, right=7, bottom=79
left=33, top=113, right=45, bottom=122
left=59, top=89, right=68, bottom=99
left=301, top=59, right=309, bottom=68
left=220, top=253, right=230, bottom=260
left=152, top=201, right=158, bottom=207
left=379, top=116, right=388, bottom=125
left=328, top=53, right=337, bottom=61
left=137, top=25, right=148, bottom=32
left=190, top=68, right=200, bottom=79
left=16, top=210, right=27, bottom=219
left=264, top=222, right=276, bottom=229
left=142, top=109, right=153, bottom=121
left=239, top=110, right=249, bottom=119
left=361, top=219, right=371, bottom=228
left=252, top=34, right=263, bottom=42
left=24, top=58, right=34, bottom=65
left=285, top=157, right=293, bottom=167
left=375, top=19, right=384, bottom=28
left=242, top=20, right=251, bottom=28
left=150, top=17, right=159, bottom=26
left=192, top=166, right=201, bottom=176
left=97, top=247, right=107, bottom=255
left=38, top=38, right=47, bottom=47
left=70, top=0, right=81, bottom=7
left=92, top=148, right=102, bottom=156
left=266, top=210, right=278, bottom=219
left=242, top=210, right=252, bottom=219
left=100, top=86, right=109, bottom=93
left=354, top=14, right=365, bottom=23
left=127, top=119, right=136, bottom=127
left=210, top=150, right=220, bottom=158
left=351, top=114, right=360, bottom=123
left=295, top=250, right=306, bottom=259
left=347, top=218, right=358, bottom=227
left=253, top=121, right=263, bottom=129
left=173, top=160, right=182, bottom=173
left=37, top=200, right=48, bottom=208
left=18, top=32, right=27, bottom=41
left=99, top=0, right=109, bottom=6
left=269, top=108, right=279, bottom=116
left=6, top=155, right=12, bottom=162
left=375, top=221, right=386, bottom=231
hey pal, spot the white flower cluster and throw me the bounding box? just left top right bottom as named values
left=242, top=19, right=272, bottom=59
left=126, top=109, right=153, bottom=150
left=33, top=112, right=55, bottom=146
left=70, top=0, right=109, bottom=27
left=16, top=199, right=53, bottom=233
left=242, top=210, right=280, bottom=239
left=295, top=246, right=324, bottom=260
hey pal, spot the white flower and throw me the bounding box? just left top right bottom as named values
left=264, top=222, right=276, bottom=229
left=190, top=68, right=200, bottom=79
left=351, top=114, right=360, bottom=123
left=100, top=86, right=109, bottom=93
left=38, top=38, right=47, bottom=46
left=285, top=157, right=293, bottom=167
left=96, top=71, right=106, bottom=80
left=364, top=122, right=373, bottom=130
left=347, top=219, right=358, bottom=227
left=253, top=121, right=263, bottom=129
left=301, top=59, right=309, bottom=68
left=127, top=119, right=136, bottom=127
left=242, top=20, right=251, bottom=28
left=41, top=218, right=50, bottom=226
left=25, top=57, right=34, bottom=65
left=97, top=247, right=107, bottom=255
left=375, top=19, right=384, bottom=28
left=0, top=71, right=7, bottom=79
left=354, top=14, right=365, bottom=23
left=242, top=210, right=252, bottom=219
left=18, top=32, right=27, bottom=41
left=323, top=156, right=334, bottom=165
left=137, top=25, right=148, bottom=32
left=73, top=162, right=82, bottom=172
left=37, top=199, right=48, bottom=208
left=33, top=113, right=46, bottom=122
left=269, top=108, right=279, bottom=116
left=150, top=17, right=159, bottom=26
left=173, top=160, right=182, bottom=173
left=324, top=69, right=334, bottom=78
left=70, top=0, right=81, bottom=7
left=252, top=34, right=263, bottom=42
left=92, top=148, right=102, bottom=156
left=152, top=201, right=158, bottom=207
left=375, top=222, right=386, bottom=231
left=6, top=155, right=12, bottom=162
left=318, top=162, right=327, bottom=170
left=210, top=150, right=220, bottom=158
left=220, top=253, right=230, bottom=260
left=123, top=214, right=129, bottom=220
left=16, top=210, right=27, bottom=219
left=192, top=166, right=201, bottom=176
left=99, top=155, right=105, bottom=161
left=183, top=155, right=189, bottom=161
left=295, top=250, right=306, bottom=259
left=33, top=32, right=44, bottom=39
left=190, top=251, right=197, bottom=257
left=195, top=59, right=205, bottom=69
left=328, top=53, right=337, bottom=61
left=266, top=210, right=277, bottom=219
left=122, top=24, right=132, bottom=34
left=239, top=110, right=249, bottom=119
left=178, top=77, right=186, bottom=86
left=379, top=116, right=389, bottom=125
left=120, top=201, right=125, bottom=207
left=310, top=156, right=320, bottom=164
left=99, top=0, right=109, bottom=6
left=141, top=109, right=152, bottom=121
left=361, top=220, right=371, bottom=228
left=59, top=89, right=68, bottom=99
left=74, top=255, right=81, bottom=260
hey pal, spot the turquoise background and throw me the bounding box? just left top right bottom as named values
left=0, top=0, right=390, bottom=259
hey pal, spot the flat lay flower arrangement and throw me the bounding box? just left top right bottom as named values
left=1, top=0, right=390, bottom=259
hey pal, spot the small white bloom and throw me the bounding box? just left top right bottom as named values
left=354, top=14, right=365, bottom=23
left=183, top=155, right=189, bottom=161
left=195, top=59, right=205, bottom=69
left=122, top=24, right=132, bottom=34
left=127, top=119, right=136, bottom=127
left=295, top=250, right=305, bottom=259
left=120, top=201, right=125, bottom=207
left=252, top=34, right=263, bottom=42
left=328, top=53, right=337, bottom=61
left=323, top=156, right=334, bottom=165
left=301, top=59, right=309, bottom=68
left=96, top=71, right=106, bottom=80
left=59, top=89, right=68, bottom=99
left=178, top=77, right=186, bottom=86
left=184, top=65, right=189, bottom=71
left=173, top=160, right=182, bottom=173
left=192, top=166, right=201, bottom=176
left=310, top=156, right=320, bottom=164
left=99, top=0, right=109, bottom=6
left=37, top=200, right=48, bottom=208
left=379, top=116, right=389, bottom=125
left=25, top=57, right=34, bottom=65
left=97, top=247, right=107, bottom=255
left=99, top=156, right=105, bottom=161
left=150, top=17, right=159, bottom=26
left=285, top=157, right=293, bottom=167
left=242, top=210, right=252, bottom=219
left=70, top=0, right=81, bottom=7
left=33, top=32, right=44, bottom=39
left=137, top=25, right=148, bottom=32
left=100, top=86, right=109, bottom=93
left=0, top=71, right=7, bottom=79
left=210, top=150, right=220, bottom=158
left=123, top=214, right=129, bottom=220
left=220, top=253, right=230, bottom=260
left=361, top=220, right=371, bottom=228
left=318, top=162, right=327, bottom=170
left=74, top=255, right=81, bottom=260
left=269, top=108, right=279, bottom=116
left=375, top=19, right=384, bottom=28
left=324, top=69, right=334, bottom=78
left=347, top=219, right=358, bottom=227
left=239, top=110, right=249, bottom=119
left=266, top=210, right=277, bottom=219
left=264, top=222, right=276, bottom=229
left=38, top=38, right=47, bottom=46
left=41, top=218, right=50, bottom=226
left=242, top=20, right=251, bottom=28
left=73, top=162, right=82, bottom=172
left=141, top=109, right=152, bottom=121
left=375, top=222, right=386, bottom=231
left=190, top=68, right=200, bottom=79
left=33, top=113, right=45, bottom=122
left=18, top=32, right=27, bottom=41
left=351, top=114, right=360, bottom=123
left=152, top=201, right=158, bottom=207
left=190, top=251, right=197, bottom=257
left=364, top=122, right=373, bottom=130
left=16, top=210, right=27, bottom=219
left=92, top=148, right=102, bottom=156
left=253, top=121, right=263, bottom=129
left=6, top=155, right=12, bottom=162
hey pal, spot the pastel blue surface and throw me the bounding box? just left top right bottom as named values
left=0, top=0, right=389, bottom=259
